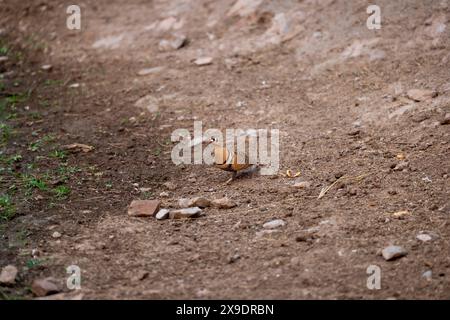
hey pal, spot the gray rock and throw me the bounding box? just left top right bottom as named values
left=422, top=270, right=432, bottom=281
left=41, top=64, right=52, bottom=71
left=393, top=161, right=409, bottom=171
left=155, top=209, right=170, bottom=220
left=134, top=95, right=159, bottom=113
left=440, top=113, right=450, bottom=125
left=293, top=181, right=311, bottom=189
left=0, top=265, right=18, bottom=285
left=158, top=34, right=186, bottom=51
left=169, top=207, right=202, bottom=219
left=263, top=219, right=286, bottom=229
left=194, top=57, right=213, bottom=66
left=381, top=245, right=408, bottom=261
left=52, top=231, right=62, bottom=239
left=406, top=89, right=437, bottom=102
left=0, top=56, right=8, bottom=63
left=416, top=234, right=432, bottom=242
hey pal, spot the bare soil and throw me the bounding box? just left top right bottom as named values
left=0, top=0, right=449, bottom=299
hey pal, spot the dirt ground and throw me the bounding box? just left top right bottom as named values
left=0, top=0, right=449, bottom=299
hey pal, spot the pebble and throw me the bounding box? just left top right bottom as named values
left=263, top=219, right=286, bottom=229
left=158, top=34, right=186, bottom=51
left=227, top=253, right=241, bottom=264
left=41, top=64, right=52, bottom=71
left=416, top=233, right=433, bottom=242
left=127, top=200, right=160, bottom=217
left=422, top=270, right=432, bottom=281
left=134, top=95, right=159, bottom=113
left=159, top=191, right=169, bottom=197
left=52, top=231, right=62, bottom=239
left=31, top=277, right=61, bottom=297
left=0, top=265, right=18, bottom=285
left=169, top=207, right=202, bottom=219
left=381, top=245, right=408, bottom=261
left=178, top=197, right=211, bottom=208
left=163, top=181, right=177, bottom=191
left=393, top=161, right=409, bottom=171
left=137, top=66, right=164, bottom=76
left=211, top=197, right=236, bottom=209
left=293, top=181, right=311, bottom=189
left=440, top=113, right=450, bottom=125
left=194, top=57, right=213, bottom=66
left=0, top=56, right=8, bottom=63
left=155, top=209, right=170, bottom=220
left=406, top=89, right=437, bottom=102
left=68, top=83, right=80, bottom=88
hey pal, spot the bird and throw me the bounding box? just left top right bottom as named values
left=209, top=136, right=256, bottom=184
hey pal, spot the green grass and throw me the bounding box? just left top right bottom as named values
left=0, top=194, right=16, bottom=221
left=49, top=149, right=66, bottom=160
left=0, top=123, right=13, bottom=143
left=53, top=185, right=70, bottom=198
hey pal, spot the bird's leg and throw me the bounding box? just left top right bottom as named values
left=224, top=172, right=237, bottom=185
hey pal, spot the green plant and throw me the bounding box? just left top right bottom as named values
left=49, top=149, right=66, bottom=160
left=0, top=194, right=15, bottom=221
left=53, top=185, right=70, bottom=198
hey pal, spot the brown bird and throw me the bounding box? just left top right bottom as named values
left=209, top=136, right=256, bottom=184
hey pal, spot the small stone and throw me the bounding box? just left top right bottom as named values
left=159, top=191, right=169, bottom=197
left=158, top=34, right=186, bottom=51
left=155, top=209, right=170, bottom=220
left=0, top=265, right=18, bottom=285
left=422, top=270, right=432, bottom=281
left=194, top=57, right=213, bottom=66
left=295, top=230, right=315, bottom=242
left=406, top=89, right=437, bottom=102
left=293, top=181, right=311, bottom=189
left=134, top=95, right=159, bottom=113
left=127, top=200, right=160, bottom=217
left=393, top=161, right=409, bottom=171
left=132, top=270, right=149, bottom=281
left=68, top=83, right=80, bottom=88
left=178, top=197, right=210, bottom=208
left=0, top=56, right=8, bottom=63
left=211, top=197, right=236, bottom=209
left=392, top=210, right=410, bottom=219
left=169, top=207, right=202, bottom=219
left=137, top=66, right=165, bottom=76
left=31, top=277, right=60, bottom=297
left=52, top=231, right=61, bottom=239
left=227, top=253, right=240, bottom=264
left=381, top=245, right=408, bottom=261
left=263, top=219, right=286, bottom=229
left=41, top=64, right=52, bottom=71
left=440, top=113, right=450, bottom=125
left=417, top=234, right=432, bottom=242
left=163, top=181, right=177, bottom=191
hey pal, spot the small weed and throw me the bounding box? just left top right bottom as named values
left=53, top=185, right=70, bottom=198
left=0, top=194, right=15, bottom=221
left=49, top=149, right=66, bottom=160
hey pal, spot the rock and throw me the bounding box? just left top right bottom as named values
left=293, top=181, right=311, bottom=189
left=134, top=95, right=159, bottom=113
left=227, top=0, right=263, bottom=17
left=417, top=234, right=432, bottom=242
left=422, top=270, right=432, bottom=281
left=440, top=113, right=450, bottom=125
left=227, top=253, right=241, bottom=264
left=127, top=200, right=160, bottom=217
left=41, top=64, right=52, bottom=71
left=63, top=143, right=94, bottom=153
left=137, top=66, right=164, bottom=76
left=381, top=245, right=408, bottom=261
left=392, top=210, right=410, bottom=219
left=68, top=83, right=80, bottom=88
left=132, top=270, right=149, bottom=282
left=263, top=219, right=286, bottom=229
left=169, top=207, right=202, bottom=219
left=194, top=57, right=213, bottom=66
left=51, top=231, right=61, bottom=239
left=406, top=89, right=437, bottom=102
left=211, top=197, right=236, bottom=209
left=178, top=197, right=211, bottom=208
left=155, top=209, right=170, bottom=220
left=0, top=56, right=8, bottom=63
left=163, top=181, right=177, bottom=191
left=0, top=265, right=18, bottom=285
left=393, top=161, right=409, bottom=171
left=92, top=34, right=124, bottom=49
left=35, top=292, right=84, bottom=300
left=31, top=277, right=60, bottom=297
left=158, top=34, right=186, bottom=51
left=159, top=191, right=169, bottom=197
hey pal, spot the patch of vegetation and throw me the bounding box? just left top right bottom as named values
left=53, top=185, right=70, bottom=198
left=0, top=194, right=16, bottom=221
